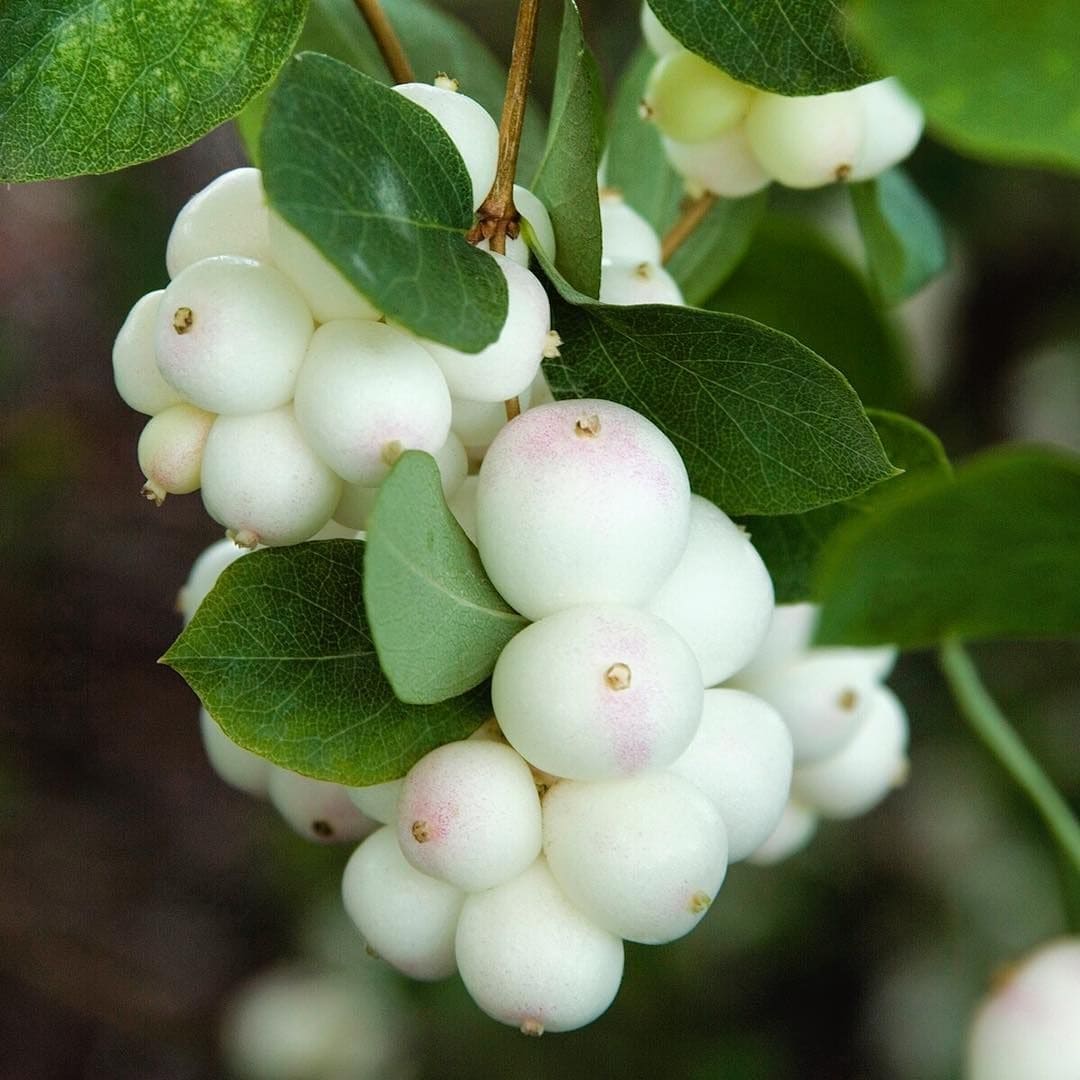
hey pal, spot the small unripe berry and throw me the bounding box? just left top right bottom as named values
left=268, top=767, right=375, bottom=844
left=492, top=605, right=704, bottom=780
left=661, top=127, right=772, bottom=198
left=640, top=2, right=681, bottom=56
left=178, top=538, right=249, bottom=623
left=643, top=51, right=752, bottom=144
left=599, top=260, right=684, bottom=306
left=166, top=167, right=272, bottom=277
left=476, top=399, right=692, bottom=619
left=200, top=407, right=343, bottom=547
left=455, top=857, right=624, bottom=1033
left=748, top=798, right=818, bottom=865
left=137, top=403, right=215, bottom=505
left=346, top=779, right=403, bottom=825
left=600, top=191, right=663, bottom=265
left=543, top=772, right=728, bottom=943
left=199, top=708, right=270, bottom=797
left=342, top=826, right=465, bottom=981
left=155, top=256, right=313, bottom=414
left=113, top=290, right=184, bottom=415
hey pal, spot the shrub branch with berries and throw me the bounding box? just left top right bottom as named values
left=4, top=0, right=1080, bottom=1064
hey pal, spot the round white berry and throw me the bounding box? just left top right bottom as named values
left=477, top=185, right=556, bottom=267
left=293, top=320, right=451, bottom=486
left=543, top=772, right=728, bottom=943
left=455, top=857, right=624, bottom=1034
left=648, top=495, right=774, bottom=685
left=396, top=740, right=542, bottom=892
left=640, top=2, right=682, bottom=56
left=968, top=939, right=1080, bottom=1080
left=448, top=475, right=479, bottom=543
left=451, top=384, right=533, bottom=462
left=792, top=685, right=910, bottom=818
left=476, top=399, right=692, bottom=619
left=392, top=82, right=499, bottom=211
left=342, top=826, right=465, bottom=981
left=155, top=255, right=313, bottom=414
left=137, top=403, right=215, bottom=505
left=661, top=127, right=772, bottom=198
left=491, top=605, right=704, bottom=780
left=748, top=798, right=818, bottom=866
left=267, top=767, right=375, bottom=844
left=668, top=688, right=792, bottom=861
left=420, top=253, right=550, bottom=402
left=600, top=191, right=663, bottom=265
left=199, top=708, right=271, bottom=797
left=166, top=167, right=272, bottom=277
left=745, top=89, right=866, bottom=189
left=200, top=407, right=343, bottom=547
left=113, top=290, right=184, bottom=415
left=644, top=51, right=752, bottom=144
left=267, top=212, right=381, bottom=323
left=599, top=260, right=684, bottom=305
left=850, top=78, right=924, bottom=181
left=177, top=538, right=250, bottom=623
left=347, top=779, right=403, bottom=825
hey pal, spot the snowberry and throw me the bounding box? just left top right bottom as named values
left=267, top=212, right=381, bottom=323
left=165, top=167, right=272, bottom=277
left=113, top=290, right=185, bottom=415
left=600, top=191, right=663, bottom=264
left=396, top=740, right=542, bottom=892
left=455, top=857, right=624, bottom=1034
left=392, top=82, right=499, bottom=211
left=640, top=2, right=681, bottom=56
left=661, top=127, right=772, bottom=198
left=421, top=253, right=551, bottom=402
left=346, top=779, right=403, bottom=826
left=200, top=407, right=343, bottom=547
left=199, top=708, right=271, bottom=797
left=644, top=51, right=753, bottom=144
left=850, top=78, right=924, bottom=181
left=967, top=939, right=1080, bottom=1080
left=293, top=320, right=452, bottom=486
left=543, top=771, right=728, bottom=943
left=137, top=402, right=215, bottom=505
left=447, top=475, right=479, bottom=543
left=268, top=767, right=375, bottom=844
left=648, top=495, right=774, bottom=685
left=792, top=685, right=910, bottom=818
left=177, top=537, right=249, bottom=623
left=155, top=255, right=313, bottom=414
left=745, top=89, right=866, bottom=188
left=599, top=260, right=684, bottom=305
left=342, top=826, right=465, bottom=981
left=452, top=385, right=533, bottom=463
left=668, top=688, right=793, bottom=861
left=491, top=605, right=704, bottom=780
left=477, top=185, right=556, bottom=266
left=748, top=798, right=818, bottom=866
left=476, top=399, right=692, bottom=619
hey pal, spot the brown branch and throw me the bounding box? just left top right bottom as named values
left=353, top=0, right=414, bottom=84
left=661, top=192, right=718, bottom=263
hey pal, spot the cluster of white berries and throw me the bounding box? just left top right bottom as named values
left=639, top=3, right=924, bottom=196
left=113, top=79, right=560, bottom=548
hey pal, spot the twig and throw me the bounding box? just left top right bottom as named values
left=661, top=192, right=718, bottom=263
left=353, top=0, right=414, bottom=84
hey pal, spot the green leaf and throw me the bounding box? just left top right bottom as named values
left=0, top=0, right=308, bottom=182
left=648, top=0, right=875, bottom=96
left=852, top=0, right=1080, bottom=172
left=542, top=300, right=896, bottom=516
left=532, top=0, right=605, bottom=299
left=237, top=0, right=548, bottom=179
left=814, top=447, right=1080, bottom=648
left=162, top=540, right=490, bottom=785
left=261, top=53, right=506, bottom=353
left=744, top=410, right=950, bottom=602
left=606, top=47, right=765, bottom=304
left=707, top=216, right=912, bottom=410
left=849, top=169, right=948, bottom=305
left=364, top=452, right=527, bottom=705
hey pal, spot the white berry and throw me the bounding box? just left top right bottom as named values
left=600, top=191, right=662, bottom=265
left=347, top=779, right=403, bottom=825
left=599, top=260, right=684, bottom=305
left=447, top=475, right=479, bottom=543
left=178, top=537, right=250, bottom=623
left=748, top=798, right=818, bottom=865
left=199, top=708, right=271, bottom=797
left=640, top=2, right=681, bottom=56
left=661, top=127, right=772, bottom=198
left=644, top=51, right=752, bottom=144
left=850, top=78, right=924, bottom=181
left=137, top=402, right=215, bottom=505
left=113, top=290, right=184, bottom=415
left=268, top=767, right=375, bottom=844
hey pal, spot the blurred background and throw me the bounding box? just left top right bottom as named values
left=1, top=1, right=1078, bottom=1077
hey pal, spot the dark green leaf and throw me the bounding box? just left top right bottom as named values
left=532, top=0, right=605, bottom=299
left=542, top=300, right=896, bottom=516
left=744, top=410, right=950, bottom=602
left=261, top=53, right=506, bottom=353
left=237, top=0, right=548, bottom=179
left=814, top=447, right=1080, bottom=648
left=162, top=540, right=490, bottom=785
left=707, top=216, right=911, bottom=410
left=0, top=0, right=308, bottom=182
left=364, top=452, right=527, bottom=705
left=850, top=169, right=948, bottom=305
left=648, top=0, right=875, bottom=95
left=852, top=0, right=1080, bottom=172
